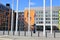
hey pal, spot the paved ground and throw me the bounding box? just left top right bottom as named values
left=0, top=31, right=60, bottom=40
left=0, top=35, right=60, bottom=40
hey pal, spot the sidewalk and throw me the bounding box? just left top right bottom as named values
left=0, top=38, right=12, bottom=40
left=0, top=35, right=60, bottom=40
left=0, top=31, right=60, bottom=40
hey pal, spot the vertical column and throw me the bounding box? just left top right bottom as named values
left=50, top=0, right=52, bottom=34
left=15, top=0, right=18, bottom=35
left=28, top=0, right=30, bottom=33
left=43, top=0, right=45, bottom=36
left=11, top=0, right=14, bottom=32
left=58, top=10, right=60, bottom=30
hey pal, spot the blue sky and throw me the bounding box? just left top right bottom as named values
left=0, top=0, right=60, bottom=11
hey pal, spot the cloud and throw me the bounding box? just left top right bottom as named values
left=30, top=2, right=35, bottom=5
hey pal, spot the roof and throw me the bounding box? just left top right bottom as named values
left=0, top=3, right=12, bottom=12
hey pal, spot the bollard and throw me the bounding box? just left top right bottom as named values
left=3, top=31, right=4, bottom=35
left=24, top=31, right=26, bottom=36
left=54, top=31, right=55, bottom=38
left=18, top=26, right=20, bottom=36
left=38, top=31, right=39, bottom=37
left=18, top=31, right=20, bottom=36
left=13, top=31, right=14, bottom=35
left=31, top=31, right=32, bottom=37
left=8, top=31, right=9, bottom=35
left=45, top=32, right=47, bottom=38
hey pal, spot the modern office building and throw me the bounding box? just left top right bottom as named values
left=18, top=12, right=24, bottom=31
left=0, top=3, right=16, bottom=31
left=0, top=3, right=12, bottom=30
left=24, top=6, right=60, bottom=31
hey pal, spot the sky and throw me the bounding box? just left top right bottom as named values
left=0, top=0, right=60, bottom=11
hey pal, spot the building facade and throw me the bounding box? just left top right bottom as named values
left=18, top=12, right=24, bottom=31
left=24, top=9, right=35, bottom=30
left=24, top=7, right=60, bottom=31
left=0, top=3, right=16, bottom=31
left=0, top=3, right=12, bottom=30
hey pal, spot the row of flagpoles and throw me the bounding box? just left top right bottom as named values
left=11, top=0, right=52, bottom=36
left=43, top=0, right=52, bottom=36
left=11, top=0, right=19, bottom=35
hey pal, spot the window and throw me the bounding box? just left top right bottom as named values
left=45, top=26, right=51, bottom=30
left=36, top=22, right=38, bottom=24
left=52, top=13, right=58, bottom=17
left=36, top=18, right=38, bottom=20
left=39, top=18, right=43, bottom=20
left=46, top=18, right=50, bottom=20
left=53, top=11, right=58, bottom=13
left=41, top=11, right=43, bottom=13
left=46, top=21, right=50, bottom=23
left=52, top=21, right=58, bottom=24
left=52, top=18, right=58, bottom=20
left=39, top=21, right=43, bottom=24
left=45, top=15, right=50, bottom=17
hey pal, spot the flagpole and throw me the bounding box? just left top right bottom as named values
left=28, top=0, right=30, bottom=34
left=11, top=0, right=14, bottom=32
left=15, top=0, right=18, bottom=35
left=50, top=0, right=52, bottom=34
left=43, top=0, right=45, bottom=36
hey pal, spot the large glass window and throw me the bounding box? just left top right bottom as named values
left=36, top=18, right=38, bottom=20
left=45, top=15, right=50, bottom=17
left=52, top=18, right=58, bottom=20
left=39, top=18, right=43, bottom=20
left=39, top=21, right=43, bottom=24
left=52, top=20, right=58, bottom=24
left=46, top=18, right=50, bottom=20
left=36, top=22, right=38, bottom=24
left=46, top=21, right=50, bottom=24
left=45, top=26, right=51, bottom=30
